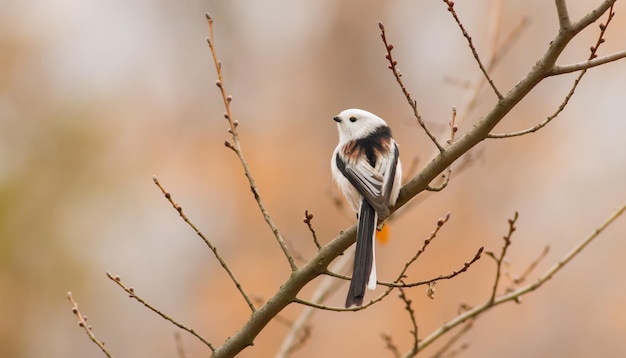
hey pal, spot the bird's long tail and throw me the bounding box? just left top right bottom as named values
left=345, top=198, right=378, bottom=308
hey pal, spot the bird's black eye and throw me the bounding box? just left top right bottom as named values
left=349, top=116, right=357, bottom=122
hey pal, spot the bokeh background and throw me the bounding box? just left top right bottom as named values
left=2, top=0, right=626, bottom=357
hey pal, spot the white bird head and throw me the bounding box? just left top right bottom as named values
left=333, top=108, right=389, bottom=143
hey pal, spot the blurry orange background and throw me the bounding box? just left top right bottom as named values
left=2, top=1, right=626, bottom=357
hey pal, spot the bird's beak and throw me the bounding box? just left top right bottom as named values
left=333, top=116, right=341, bottom=123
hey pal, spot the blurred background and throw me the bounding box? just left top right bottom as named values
left=1, top=0, right=625, bottom=357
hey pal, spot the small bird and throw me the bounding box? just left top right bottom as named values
left=331, top=109, right=403, bottom=307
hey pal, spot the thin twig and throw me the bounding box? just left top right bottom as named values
left=205, top=13, right=297, bottom=272
left=488, top=4, right=616, bottom=139
left=379, top=22, right=444, bottom=152
left=490, top=212, right=518, bottom=303
left=397, top=212, right=451, bottom=278
left=385, top=247, right=484, bottom=288
left=106, top=273, right=216, bottom=351
left=153, top=175, right=256, bottom=313
left=427, top=107, right=458, bottom=191
left=303, top=210, right=321, bottom=250
left=67, top=292, right=114, bottom=358
left=398, top=288, right=419, bottom=356
left=443, top=0, right=503, bottom=100
left=454, top=15, right=529, bottom=126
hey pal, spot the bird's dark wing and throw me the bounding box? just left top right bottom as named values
left=335, top=143, right=399, bottom=218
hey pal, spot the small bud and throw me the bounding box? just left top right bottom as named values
left=392, top=60, right=398, bottom=66
left=206, top=38, right=211, bottom=46
left=72, top=308, right=78, bottom=314
left=226, top=95, right=233, bottom=102
left=224, top=112, right=229, bottom=120
left=378, top=22, right=385, bottom=31
left=78, top=322, right=84, bottom=327
left=452, top=125, right=458, bottom=132
left=437, top=218, right=445, bottom=227
left=215, top=80, right=222, bottom=88
left=83, top=315, right=88, bottom=321
left=387, top=43, right=394, bottom=51
left=599, top=23, right=606, bottom=31
left=129, top=287, right=135, bottom=293
left=590, top=46, right=596, bottom=53
left=114, top=275, right=121, bottom=281
left=599, top=38, right=605, bottom=44
left=233, top=120, right=239, bottom=127
left=228, top=128, right=232, bottom=134
left=164, top=193, right=171, bottom=199
left=385, top=54, right=390, bottom=60
left=205, top=13, right=212, bottom=21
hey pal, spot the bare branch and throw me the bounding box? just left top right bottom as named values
left=303, top=210, right=321, bottom=250
left=401, top=203, right=626, bottom=357
left=555, top=0, right=572, bottom=30
left=488, top=4, right=616, bottom=139
left=398, top=288, right=419, bottom=356
left=67, top=292, right=114, bottom=358
left=379, top=22, right=444, bottom=152
left=106, top=273, right=215, bottom=351
left=442, top=0, right=503, bottom=100
left=205, top=13, right=297, bottom=272
left=570, top=0, right=616, bottom=34
left=385, top=246, right=483, bottom=289
left=453, top=15, right=529, bottom=127
left=489, top=212, right=519, bottom=303
left=427, top=106, right=459, bottom=191
left=548, top=50, right=626, bottom=75
left=153, top=175, right=256, bottom=313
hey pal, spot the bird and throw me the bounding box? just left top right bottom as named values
left=331, top=108, right=403, bottom=308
